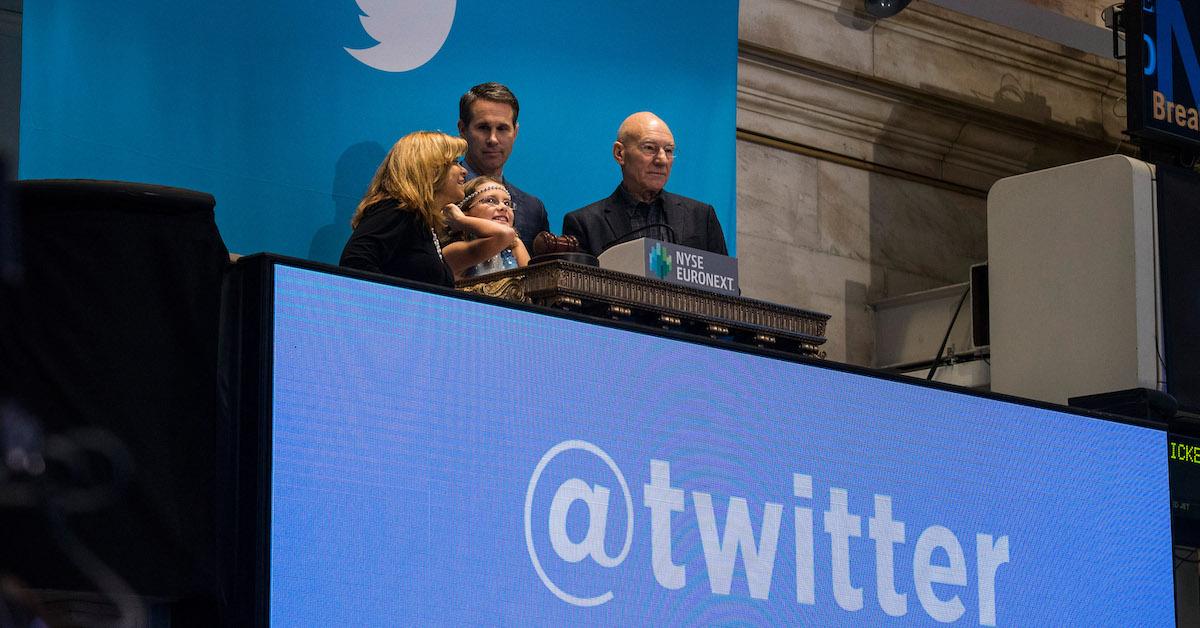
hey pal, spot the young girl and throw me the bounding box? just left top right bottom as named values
left=441, top=176, right=530, bottom=279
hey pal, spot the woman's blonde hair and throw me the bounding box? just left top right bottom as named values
left=351, top=131, right=467, bottom=229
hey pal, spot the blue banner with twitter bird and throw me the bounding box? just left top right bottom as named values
left=19, top=1, right=738, bottom=260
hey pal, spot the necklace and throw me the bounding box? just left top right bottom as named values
left=430, top=227, right=443, bottom=260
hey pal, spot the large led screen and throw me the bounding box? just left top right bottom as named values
left=268, top=264, right=1174, bottom=625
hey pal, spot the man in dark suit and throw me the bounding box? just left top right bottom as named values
left=458, top=82, right=549, bottom=252
left=563, top=111, right=727, bottom=256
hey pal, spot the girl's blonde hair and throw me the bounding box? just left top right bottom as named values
left=444, top=176, right=508, bottom=244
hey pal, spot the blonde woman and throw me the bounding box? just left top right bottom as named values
left=339, top=131, right=468, bottom=287
left=441, top=176, right=530, bottom=279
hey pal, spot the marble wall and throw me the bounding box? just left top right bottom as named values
left=736, top=140, right=985, bottom=364
left=735, top=0, right=1125, bottom=364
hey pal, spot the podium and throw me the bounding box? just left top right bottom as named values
left=457, top=260, right=830, bottom=357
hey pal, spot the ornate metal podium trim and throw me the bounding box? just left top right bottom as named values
left=458, top=261, right=830, bottom=357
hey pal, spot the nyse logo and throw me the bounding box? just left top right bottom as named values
left=649, top=243, right=672, bottom=279
left=346, top=0, right=457, bottom=72
left=525, top=440, right=1012, bottom=625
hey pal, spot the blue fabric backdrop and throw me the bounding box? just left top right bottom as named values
left=19, top=1, right=739, bottom=260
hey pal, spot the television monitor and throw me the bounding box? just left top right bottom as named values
left=1126, top=0, right=1200, bottom=153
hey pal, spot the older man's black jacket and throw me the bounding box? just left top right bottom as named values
left=562, top=185, right=728, bottom=256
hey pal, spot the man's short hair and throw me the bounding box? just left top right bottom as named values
left=458, top=82, right=520, bottom=126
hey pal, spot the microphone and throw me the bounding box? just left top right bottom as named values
left=598, top=223, right=678, bottom=254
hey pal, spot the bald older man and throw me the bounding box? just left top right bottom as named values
left=563, top=112, right=728, bottom=256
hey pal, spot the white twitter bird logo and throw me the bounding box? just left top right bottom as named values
left=346, top=0, right=457, bottom=72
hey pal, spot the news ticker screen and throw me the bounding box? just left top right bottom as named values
left=1170, top=434, right=1200, bottom=546
left=268, top=264, right=1174, bottom=625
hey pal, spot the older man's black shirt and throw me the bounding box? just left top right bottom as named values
left=618, top=185, right=673, bottom=245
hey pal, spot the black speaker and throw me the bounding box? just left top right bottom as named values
left=864, top=0, right=912, bottom=18
left=1, top=180, right=229, bottom=619
left=1157, top=165, right=1200, bottom=413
